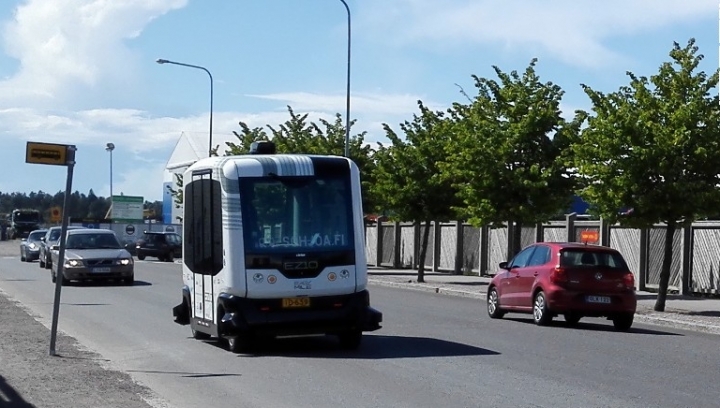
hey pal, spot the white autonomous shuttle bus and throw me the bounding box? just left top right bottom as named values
left=173, top=141, right=382, bottom=353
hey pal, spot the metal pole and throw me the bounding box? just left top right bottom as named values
left=49, top=146, right=76, bottom=356
left=156, top=59, right=214, bottom=157
left=209, top=71, right=213, bottom=157
left=339, top=0, right=352, bottom=158
left=109, top=149, right=113, bottom=211
left=106, top=143, right=114, bottom=220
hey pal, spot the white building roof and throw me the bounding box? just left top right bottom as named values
left=165, top=131, right=241, bottom=171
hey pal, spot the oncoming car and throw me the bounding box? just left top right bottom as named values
left=20, top=229, right=47, bottom=262
left=50, top=228, right=134, bottom=286
left=486, top=242, right=637, bottom=331
left=39, top=225, right=83, bottom=269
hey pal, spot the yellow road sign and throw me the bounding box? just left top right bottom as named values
left=25, top=142, right=70, bottom=166
left=50, top=207, right=61, bottom=223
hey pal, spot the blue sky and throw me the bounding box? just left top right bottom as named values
left=0, top=0, right=718, bottom=202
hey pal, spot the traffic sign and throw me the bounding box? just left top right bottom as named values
left=50, top=207, right=61, bottom=223
left=580, top=230, right=599, bottom=244
left=25, top=142, right=73, bottom=166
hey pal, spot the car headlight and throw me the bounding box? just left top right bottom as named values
left=117, top=258, right=133, bottom=265
left=65, top=259, right=80, bottom=267
left=28, top=243, right=37, bottom=249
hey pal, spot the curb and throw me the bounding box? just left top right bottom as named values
left=368, top=278, right=485, bottom=300
left=368, top=278, right=720, bottom=335
left=632, top=313, right=720, bottom=335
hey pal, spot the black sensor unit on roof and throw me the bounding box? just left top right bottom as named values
left=250, top=141, right=276, bottom=154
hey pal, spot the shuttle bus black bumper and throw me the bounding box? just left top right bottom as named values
left=173, top=289, right=382, bottom=337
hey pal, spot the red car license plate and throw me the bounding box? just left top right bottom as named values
left=586, top=295, right=611, bottom=304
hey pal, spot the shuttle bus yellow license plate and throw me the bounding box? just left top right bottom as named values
left=282, top=298, right=311, bottom=308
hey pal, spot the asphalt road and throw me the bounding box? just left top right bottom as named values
left=1, top=253, right=719, bottom=408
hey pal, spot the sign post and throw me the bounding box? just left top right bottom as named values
left=26, top=141, right=76, bottom=356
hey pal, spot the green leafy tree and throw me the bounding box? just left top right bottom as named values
left=0, top=190, right=157, bottom=222
left=226, top=106, right=379, bottom=214
left=165, top=173, right=184, bottom=222
left=167, top=105, right=380, bottom=215
left=371, top=101, right=461, bottom=283
left=571, top=39, right=720, bottom=311
left=442, top=59, right=579, bottom=258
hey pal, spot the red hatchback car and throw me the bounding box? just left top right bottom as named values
left=486, top=242, right=637, bottom=330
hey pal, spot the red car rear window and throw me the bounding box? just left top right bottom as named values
left=559, top=249, right=628, bottom=270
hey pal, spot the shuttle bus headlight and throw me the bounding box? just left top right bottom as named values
left=340, top=269, right=350, bottom=279
left=253, top=273, right=264, bottom=284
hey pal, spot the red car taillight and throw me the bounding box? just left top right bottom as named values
left=623, top=272, right=636, bottom=290
left=550, top=267, right=567, bottom=284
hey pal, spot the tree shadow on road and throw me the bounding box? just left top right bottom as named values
left=70, top=280, right=152, bottom=287
left=504, top=317, right=682, bottom=336
left=217, top=334, right=500, bottom=359
left=0, top=375, right=35, bottom=407
left=126, top=369, right=242, bottom=379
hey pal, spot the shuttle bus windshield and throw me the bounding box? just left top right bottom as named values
left=239, top=174, right=354, bottom=253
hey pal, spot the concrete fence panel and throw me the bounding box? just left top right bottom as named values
left=645, top=226, right=683, bottom=291
left=462, top=225, right=482, bottom=274
left=690, top=226, right=720, bottom=294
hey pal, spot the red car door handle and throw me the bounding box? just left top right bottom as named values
left=533, top=272, right=538, bottom=276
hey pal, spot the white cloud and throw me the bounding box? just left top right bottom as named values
left=359, top=0, right=717, bottom=68
left=98, top=160, right=166, bottom=202
left=0, top=0, right=187, bottom=106
left=0, top=90, right=426, bottom=155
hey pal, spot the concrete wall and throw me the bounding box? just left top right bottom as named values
left=365, top=218, right=720, bottom=296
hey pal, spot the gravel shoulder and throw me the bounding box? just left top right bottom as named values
left=0, top=240, right=168, bottom=408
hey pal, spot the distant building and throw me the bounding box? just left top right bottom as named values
left=163, top=131, right=240, bottom=223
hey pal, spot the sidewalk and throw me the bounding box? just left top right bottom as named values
left=367, top=267, right=720, bottom=335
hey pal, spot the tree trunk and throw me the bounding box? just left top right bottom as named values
left=506, top=220, right=523, bottom=261
left=653, top=221, right=676, bottom=312
left=417, top=220, right=432, bottom=283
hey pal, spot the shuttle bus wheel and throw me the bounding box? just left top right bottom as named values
left=191, top=328, right=211, bottom=340
left=226, top=335, right=254, bottom=354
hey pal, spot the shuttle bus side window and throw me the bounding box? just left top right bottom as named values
left=184, top=171, right=223, bottom=275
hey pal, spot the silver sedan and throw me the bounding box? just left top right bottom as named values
left=50, top=228, right=134, bottom=285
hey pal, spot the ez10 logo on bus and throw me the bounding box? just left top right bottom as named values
left=284, top=260, right=319, bottom=270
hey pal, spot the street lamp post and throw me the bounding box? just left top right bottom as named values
left=105, top=143, right=114, bottom=219
left=156, top=59, right=214, bottom=157
left=339, top=0, right=351, bottom=158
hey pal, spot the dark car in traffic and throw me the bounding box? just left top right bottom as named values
left=19, top=229, right=48, bottom=262
left=135, top=231, right=182, bottom=262
left=486, top=242, right=637, bottom=331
